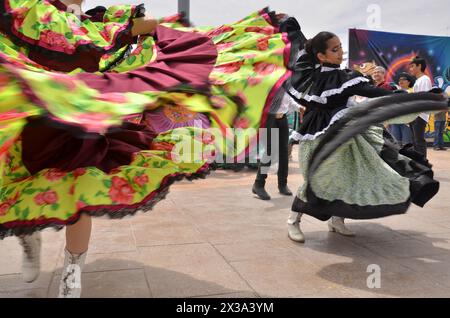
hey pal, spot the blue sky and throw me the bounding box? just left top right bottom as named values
left=84, top=0, right=450, bottom=59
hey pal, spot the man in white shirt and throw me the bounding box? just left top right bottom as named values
left=409, top=56, right=432, bottom=158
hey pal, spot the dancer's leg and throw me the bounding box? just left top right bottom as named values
left=287, top=211, right=305, bottom=243
left=58, top=214, right=91, bottom=298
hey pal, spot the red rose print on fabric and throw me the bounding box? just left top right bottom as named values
left=0, top=202, right=11, bottom=216
left=99, top=29, right=111, bottom=42
left=0, top=192, right=19, bottom=216
left=114, top=10, right=125, bottom=18
left=39, top=30, right=75, bottom=52
left=151, top=141, right=179, bottom=161
left=217, top=42, right=235, bottom=51
left=235, top=91, right=248, bottom=106
left=76, top=201, right=88, bottom=210
left=12, top=7, right=29, bottom=29
left=133, top=175, right=149, bottom=187
left=247, top=76, right=263, bottom=86
left=44, top=169, right=66, bottom=182
left=195, top=131, right=215, bottom=145
left=34, top=191, right=59, bottom=206
left=206, top=25, right=233, bottom=37
left=40, top=12, right=53, bottom=24
left=43, top=191, right=58, bottom=204
left=253, top=62, right=277, bottom=75
left=244, top=26, right=274, bottom=35
left=151, top=141, right=174, bottom=152
left=215, top=61, right=244, bottom=74
left=74, top=27, right=89, bottom=36
left=73, top=168, right=87, bottom=178
left=101, top=53, right=113, bottom=61
left=130, top=45, right=144, bottom=56
left=243, top=53, right=257, bottom=60
left=233, top=117, right=250, bottom=129
left=210, top=78, right=226, bottom=86
left=256, top=37, right=270, bottom=51
left=99, top=24, right=118, bottom=42
left=109, top=176, right=135, bottom=204
left=211, top=96, right=228, bottom=109
left=68, top=17, right=88, bottom=36
left=34, top=193, right=46, bottom=206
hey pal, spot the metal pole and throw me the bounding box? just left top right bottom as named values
left=178, top=0, right=190, bottom=22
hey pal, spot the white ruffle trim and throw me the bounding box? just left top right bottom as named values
left=321, top=66, right=338, bottom=72
left=291, top=108, right=349, bottom=142
left=297, top=49, right=306, bottom=59
left=289, top=76, right=370, bottom=104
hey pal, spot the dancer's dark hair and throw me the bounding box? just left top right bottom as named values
left=304, top=32, right=337, bottom=62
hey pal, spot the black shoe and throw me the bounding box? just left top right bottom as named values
left=278, top=184, right=293, bottom=196
left=439, top=147, right=447, bottom=151
left=252, top=184, right=271, bottom=200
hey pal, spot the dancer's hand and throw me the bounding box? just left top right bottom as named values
left=297, top=105, right=306, bottom=115
left=132, top=13, right=158, bottom=36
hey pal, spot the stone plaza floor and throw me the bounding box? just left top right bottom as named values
left=1, top=148, right=450, bottom=298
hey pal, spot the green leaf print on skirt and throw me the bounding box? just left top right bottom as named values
left=0, top=127, right=214, bottom=234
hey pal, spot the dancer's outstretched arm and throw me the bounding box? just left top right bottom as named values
left=1, top=1, right=157, bottom=55
left=346, top=83, right=394, bottom=99
left=132, top=13, right=159, bottom=36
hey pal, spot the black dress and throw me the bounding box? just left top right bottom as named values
left=278, top=18, right=449, bottom=221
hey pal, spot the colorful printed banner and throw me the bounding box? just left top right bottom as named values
left=349, top=29, right=450, bottom=140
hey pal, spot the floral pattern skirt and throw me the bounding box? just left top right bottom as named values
left=0, top=8, right=292, bottom=238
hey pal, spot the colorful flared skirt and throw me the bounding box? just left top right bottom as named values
left=292, top=93, right=448, bottom=220
left=0, top=2, right=293, bottom=238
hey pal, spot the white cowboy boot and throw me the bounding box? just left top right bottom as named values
left=328, top=217, right=355, bottom=236
left=287, top=212, right=305, bottom=243
left=18, top=232, right=41, bottom=283
left=58, top=248, right=87, bottom=298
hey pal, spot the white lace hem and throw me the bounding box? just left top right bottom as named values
left=291, top=108, right=349, bottom=142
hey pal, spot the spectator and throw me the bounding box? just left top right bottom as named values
left=409, top=56, right=432, bottom=158
left=433, top=110, right=447, bottom=151
left=372, top=66, right=395, bottom=91
left=388, top=73, right=414, bottom=147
